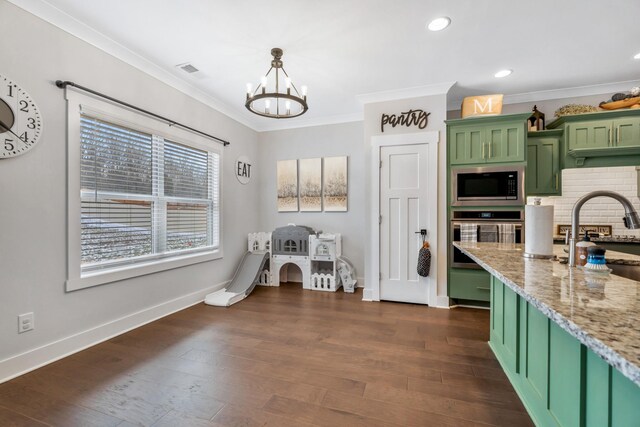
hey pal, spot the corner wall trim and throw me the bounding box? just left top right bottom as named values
left=357, top=82, right=456, bottom=105
left=0, top=280, right=228, bottom=384
left=435, top=295, right=451, bottom=308
left=362, top=288, right=376, bottom=302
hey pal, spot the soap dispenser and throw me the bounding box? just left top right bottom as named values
left=575, top=233, right=596, bottom=267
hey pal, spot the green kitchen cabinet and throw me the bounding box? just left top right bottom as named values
left=547, top=109, right=640, bottom=168
left=485, top=122, right=526, bottom=163
left=490, top=277, right=519, bottom=373
left=449, top=268, right=490, bottom=302
left=526, top=130, right=562, bottom=196
left=489, top=274, right=640, bottom=426
left=567, top=116, right=640, bottom=151
left=447, top=113, right=529, bottom=165
left=548, top=322, right=582, bottom=427
left=449, top=124, right=485, bottom=165
left=614, top=117, right=640, bottom=147
left=567, top=120, right=611, bottom=150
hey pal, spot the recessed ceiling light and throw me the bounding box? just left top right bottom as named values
left=427, top=17, right=451, bottom=32
left=634, top=52, right=640, bottom=60
left=494, top=69, right=513, bottom=78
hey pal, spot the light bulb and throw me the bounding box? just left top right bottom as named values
left=265, top=99, right=271, bottom=112
left=285, top=100, right=291, bottom=114
left=246, top=83, right=252, bottom=94
left=261, top=76, right=268, bottom=88
left=494, top=69, right=513, bottom=78
left=285, top=77, right=291, bottom=89
left=427, top=17, right=451, bottom=32
left=301, top=85, right=307, bottom=96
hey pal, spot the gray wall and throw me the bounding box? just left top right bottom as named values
left=0, top=2, right=259, bottom=363
left=257, top=122, right=365, bottom=282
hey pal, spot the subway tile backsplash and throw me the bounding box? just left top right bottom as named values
left=527, top=166, right=640, bottom=237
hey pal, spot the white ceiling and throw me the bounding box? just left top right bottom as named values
left=14, top=0, right=640, bottom=131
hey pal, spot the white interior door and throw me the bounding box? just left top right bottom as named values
left=379, top=144, right=430, bottom=304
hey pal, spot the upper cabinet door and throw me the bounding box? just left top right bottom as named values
left=526, top=136, right=561, bottom=196
left=567, top=121, right=612, bottom=150
left=485, top=123, right=526, bottom=163
left=449, top=125, right=485, bottom=165
left=613, top=117, right=640, bottom=148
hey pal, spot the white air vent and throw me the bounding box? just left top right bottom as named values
left=176, top=63, right=199, bottom=74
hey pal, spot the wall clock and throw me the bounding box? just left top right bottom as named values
left=0, top=74, right=43, bottom=158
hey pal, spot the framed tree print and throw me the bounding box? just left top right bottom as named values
left=277, top=159, right=298, bottom=212
left=299, top=157, right=322, bottom=212
left=323, top=156, right=348, bottom=212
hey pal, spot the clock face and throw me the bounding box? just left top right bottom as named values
left=0, top=74, right=43, bottom=158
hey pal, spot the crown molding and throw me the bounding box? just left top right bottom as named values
left=356, top=81, right=456, bottom=105
left=7, top=0, right=259, bottom=130
left=448, top=79, right=640, bottom=110
left=255, top=111, right=363, bottom=132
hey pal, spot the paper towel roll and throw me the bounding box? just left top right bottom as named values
left=525, top=203, right=554, bottom=257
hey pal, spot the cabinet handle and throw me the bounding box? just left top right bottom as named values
left=608, top=128, right=612, bottom=146
left=476, top=287, right=490, bottom=291
left=555, top=173, right=559, bottom=190
left=489, top=142, right=492, bottom=158
left=616, top=126, right=620, bottom=146
left=482, top=143, right=486, bottom=159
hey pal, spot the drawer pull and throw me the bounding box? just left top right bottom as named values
left=476, top=287, right=490, bottom=291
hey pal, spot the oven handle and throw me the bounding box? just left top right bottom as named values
left=452, top=221, right=523, bottom=226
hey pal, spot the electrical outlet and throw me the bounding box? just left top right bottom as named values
left=18, top=312, right=34, bottom=334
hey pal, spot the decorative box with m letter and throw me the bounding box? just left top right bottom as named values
left=461, top=94, right=503, bottom=118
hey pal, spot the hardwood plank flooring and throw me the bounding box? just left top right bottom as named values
left=0, top=285, right=533, bottom=426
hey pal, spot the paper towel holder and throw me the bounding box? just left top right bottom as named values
left=523, top=252, right=556, bottom=259
left=523, top=197, right=556, bottom=260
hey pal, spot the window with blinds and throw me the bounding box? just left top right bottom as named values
left=80, top=115, right=220, bottom=272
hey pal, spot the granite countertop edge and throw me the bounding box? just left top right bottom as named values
left=453, top=242, right=640, bottom=387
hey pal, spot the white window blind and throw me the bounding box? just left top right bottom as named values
left=80, top=115, right=220, bottom=272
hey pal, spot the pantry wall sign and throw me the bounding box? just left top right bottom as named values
left=380, top=109, right=430, bottom=133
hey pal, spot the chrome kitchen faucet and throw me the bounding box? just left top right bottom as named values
left=568, top=191, right=640, bottom=267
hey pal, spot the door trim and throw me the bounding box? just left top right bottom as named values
left=368, top=131, right=440, bottom=304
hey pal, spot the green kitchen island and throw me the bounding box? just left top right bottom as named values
left=453, top=242, right=640, bottom=427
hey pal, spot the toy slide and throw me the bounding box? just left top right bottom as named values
left=204, top=251, right=269, bottom=307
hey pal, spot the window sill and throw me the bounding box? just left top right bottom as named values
left=66, top=249, right=223, bottom=292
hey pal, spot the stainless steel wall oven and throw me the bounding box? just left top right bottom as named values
left=450, top=210, right=524, bottom=269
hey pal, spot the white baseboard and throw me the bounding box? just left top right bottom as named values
left=434, top=295, right=451, bottom=308
left=362, top=288, right=377, bottom=301
left=0, top=280, right=228, bottom=385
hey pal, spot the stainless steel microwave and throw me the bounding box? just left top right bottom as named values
left=451, top=165, right=525, bottom=206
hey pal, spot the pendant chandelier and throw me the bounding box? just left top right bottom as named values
left=245, top=48, right=308, bottom=119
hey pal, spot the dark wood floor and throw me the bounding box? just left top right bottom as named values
left=0, top=285, right=533, bottom=427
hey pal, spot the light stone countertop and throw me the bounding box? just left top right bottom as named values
left=453, top=242, right=640, bottom=386
left=554, top=245, right=640, bottom=266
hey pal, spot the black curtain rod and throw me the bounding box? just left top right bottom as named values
left=55, top=80, right=230, bottom=147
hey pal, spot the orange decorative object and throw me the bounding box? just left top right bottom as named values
left=599, top=96, right=640, bottom=110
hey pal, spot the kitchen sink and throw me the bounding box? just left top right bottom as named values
left=609, top=264, right=640, bottom=282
